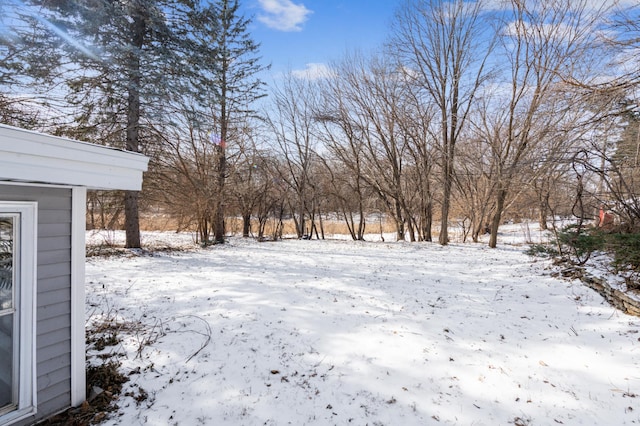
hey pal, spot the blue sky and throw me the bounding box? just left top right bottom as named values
left=242, top=0, right=398, bottom=79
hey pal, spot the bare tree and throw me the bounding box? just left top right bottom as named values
left=266, top=71, right=321, bottom=238
left=321, top=53, right=415, bottom=241
left=454, top=124, right=497, bottom=242
left=391, top=0, right=493, bottom=245
left=483, top=0, right=610, bottom=248
left=86, top=191, right=124, bottom=230
left=320, top=157, right=370, bottom=241
left=228, top=145, right=268, bottom=238
left=195, top=0, right=268, bottom=244
left=577, top=103, right=640, bottom=230
left=151, top=116, right=219, bottom=243
left=396, top=74, right=437, bottom=241
left=589, top=2, right=640, bottom=92
left=315, top=68, right=371, bottom=240
left=559, top=2, right=640, bottom=231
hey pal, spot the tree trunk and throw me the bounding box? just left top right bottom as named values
left=213, top=112, right=227, bottom=243
left=439, top=176, right=452, bottom=245
left=538, top=193, right=550, bottom=230
left=423, top=216, right=432, bottom=242
left=242, top=213, right=251, bottom=237
left=274, top=203, right=285, bottom=240
left=342, top=210, right=356, bottom=240
left=213, top=148, right=226, bottom=244
left=439, top=137, right=455, bottom=245
left=124, top=191, right=141, bottom=248
left=357, top=204, right=366, bottom=240
left=318, top=211, right=325, bottom=240
left=489, top=188, right=507, bottom=248
left=297, top=194, right=306, bottom=238
left=214, top=15, right=229, bottom=244
left=124, top=12, right=145, bottom=249
left=356, top=178, right=366, bottom=240
left=421, top=178, right=433, bottom=241
left=405, top=208, right=416, bottom=242
left=394, top=199, right=405, bottom=241
left=472, top=223, right=481, bottom=243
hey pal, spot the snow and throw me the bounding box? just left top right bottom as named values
left=85, top=226, right=640, bottom=425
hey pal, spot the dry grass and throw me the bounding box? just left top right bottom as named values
left=89, top=208, right=447, bottom=242
left=133, top=212, right=401, bottom=237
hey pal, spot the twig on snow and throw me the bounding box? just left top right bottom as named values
left=176, top=315, right=213, bottom=362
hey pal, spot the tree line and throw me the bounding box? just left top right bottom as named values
left=1, top=0, right=639, bottom=248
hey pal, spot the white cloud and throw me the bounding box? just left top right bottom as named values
left=291, top=63, right=335, bottom=80
left=257, top=0, right=312, bottom=32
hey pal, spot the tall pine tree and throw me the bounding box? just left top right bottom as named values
left=1, top=0, right=267, bottom=245
left=1, top=0, right=200, bottom=247
left=192, top=0, right=268, bottom=244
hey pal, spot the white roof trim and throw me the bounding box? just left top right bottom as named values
left=0, top=124, right=149, bottom=191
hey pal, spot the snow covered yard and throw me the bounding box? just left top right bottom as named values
left=85, top=235, right=640, bottom=425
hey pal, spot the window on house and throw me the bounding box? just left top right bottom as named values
left=0, top=203, right=36, bottom=424
left=0, top=215, right=15, bottom=410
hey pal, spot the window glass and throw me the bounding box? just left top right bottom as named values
left=0, top=314, right=13, bottom=408
left=0, top=216, right=13, bottom=311
left=0, top=215, right=16, bottom=412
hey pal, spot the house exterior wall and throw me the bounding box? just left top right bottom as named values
left=0, top=185, right=72, bottom=425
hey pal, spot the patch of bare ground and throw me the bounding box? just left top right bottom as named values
left=37, top=318, right=149, bottom=425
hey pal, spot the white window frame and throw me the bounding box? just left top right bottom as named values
left=0, top=202, right=37, bottom=425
